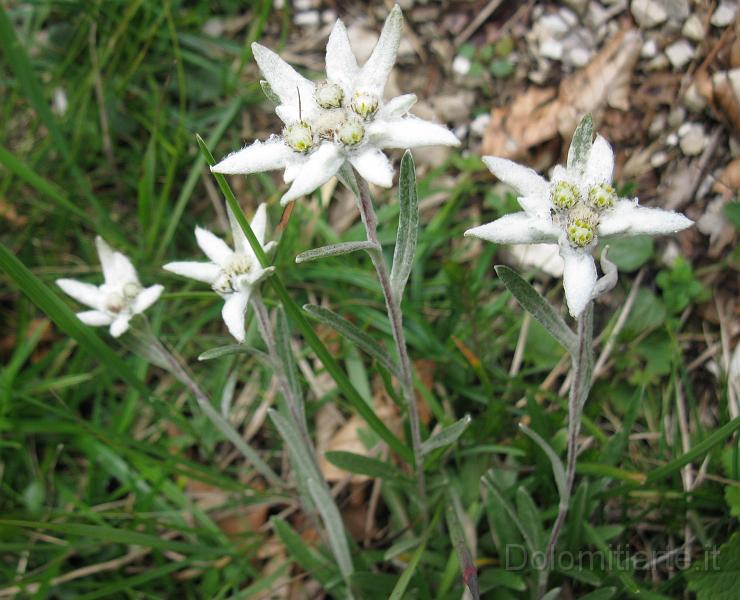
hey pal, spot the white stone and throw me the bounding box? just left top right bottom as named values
left=711, top=2, right=737, bottom=28
left=665, top=39, right=695, bottom=69
left=641, top=38, right=659, bottom=58
left=682, top=15, right=705, bottom=42
left=470, top=113, right=491, bottom=137
left=651, top=151, right=670, bottom=167
left=630, top=0, right=668, bottom=28
left=452, top=55, right=472, bottom=76
left=566, top=46, right=592, bottom=67
left=683, top=82, right=707, bottom=112
left=678, top=123, right=708, bottom=156
left=540, top=38, right=564, bottom=61
left=540, top=14, right=570, bottom=36
left=666, top=133, right=679, bottom=146
left=712, top=69, right=740, bottom=104
left=294, top=11, right=320, bottom=27
left=668, top=106, right=686, bottom=128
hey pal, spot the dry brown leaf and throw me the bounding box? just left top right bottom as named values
left=714, top=157, right=740, bottom=194
left=317, top=400, right=400, bottom=482
left=483, top=26, right=641, bottom=159
left=711, top=70, right=740, bottom=132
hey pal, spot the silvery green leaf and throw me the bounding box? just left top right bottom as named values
left=390, top=151, right=418, bottom=301
left=567, top=113, right=593, bottom=175
left=324, top=450, right=411, bottom=483
left=260, top=80, right=280, bottom=106
left=295, top=241, right=379, bottom=264
left=495, top=265, right=578, bottom=355
left=541, top=588, right=562, bottom=600
left=197, top=344, right=271, bottom=366
left=307, top=477, right=354, bottom=581
left=519, top=423, right=567, bottom=501
left=446, top=490, right=480, bottom=600
left=420, top=415, right=472, bottom=456
left=483, top=473, right=536, bottom=556
left=220, top=369, right=238, bottom=419
left=303, top=304, right=400, bottom=377
left=515, top=486, right=545, bottom=553
left=590, top=245, right=618, bottom=301
left=274, top=305, right=305, bottom=425
left=383, top=537, right=420, bottom=561
left=267, top=409, right=318, bottom=483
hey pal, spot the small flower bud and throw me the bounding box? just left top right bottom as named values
left=588, top=183, right=617, bottom=210
left=350, top=90, right=379, bottom=119
left=123, top=282, right=141, bottom=299
left=336, top=116, right=365, bottom=146
left=551, top=181, right=580, bottom=210
left=567, top=218, right=596, bottom=248
left=283, top=122, right=314, bottom=153
left=105, top=292, right=125, bottom=313
left=212, top=273, right=232, bottom=295
left=315, top=81, right=344, bottom=109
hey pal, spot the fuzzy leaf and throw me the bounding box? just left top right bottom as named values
left=324, top=451, right=411, bottom=483
left=515, top=486, right=545, bottom=553
left=307, top=478, right=354, bottom=581
left=421, top=415, right=472, bottom=456
left=275, top=305, right=305, bottom=423
left=271, top=517, right=337, bottom=587
left=495, top=265, right=578, bottom=355
left=260, top=80, right=280, bottom=106
left=295, top=241, right=379, bottom=264
left=303, top=304, right=399, bottom=377
left=519, top=424, right=567, bottom=501
left=198, top=344, right=270, bottom=365
left=446, top=494, right=480, bottom=600
left=567, top=113, right=593, bottom=175
left=390, top=151, right=419, bottom=300
left=541, top=588, right=562, bottom=600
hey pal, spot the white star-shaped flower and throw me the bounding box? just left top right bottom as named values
left=465, top=135, right=693, bottom=318
left=57, top=237, right=163, bottom=337
left=163, top=204, right=275, bottom=343
left=211, top=5, right=459, bottom=205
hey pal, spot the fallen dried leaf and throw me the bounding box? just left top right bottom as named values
left=483, top=26, right=642, bottom=158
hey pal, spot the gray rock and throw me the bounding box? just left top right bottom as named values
left=641, top=38, right=659, bottom=58
left=711, top=2, right=737, bottom=28
left=682, top=15, right=705, bottom=42
left=678, top=123, right=708, bottom=156
left=683, top=82, right=707, bottom=112
left=630, top=0, right=668, bottom=28
left=665, top=39, right=695, bottom=69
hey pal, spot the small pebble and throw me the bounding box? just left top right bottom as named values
left=470, top=113, right=491, bottom=137
left=711, top=1, right=737, bottom=28
left=682, top=15, right=705, bottom=42
left=566, top=46, right=591, bottom=67
left=651, top=151, right=669, bottom=167
left=294, top=11, right=320, bottom=27
left=678, top=123, right=708, bottom=156
left=641, top=38, right=658, bottom=58
left=630, top=0, right=668, bottom=28
left=668, top=106, right=686, bottom=128
left=666, top=133, right=679, bottom=146
left=452, top=55, right=471, bottom=76
left=683, top=82, right=707, bottom=112
left=665, top=39, right=695, bottom=69
left=540, top=38, right=564, bottom=61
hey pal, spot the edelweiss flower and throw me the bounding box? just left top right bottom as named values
left=212, top=5, right=459, bottom=205
left=163, top=204, right=275, bottom=343
left=465, top=135, right=693, bottom=317
left=57, top=237, right=163, bottom=337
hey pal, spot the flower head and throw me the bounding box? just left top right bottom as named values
left=163, top=204, right=275, bottom=342
left=57, top=237, right=163, bottom=337
left=211, top=5, right=459, bottom=206
left=464, top=125, right=693, bottom=318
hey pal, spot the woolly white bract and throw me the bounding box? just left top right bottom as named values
left=163, top=204, right=275, bottom=343
left=57, top=237, right=163, bottom=337
left=211, top=5, right=459, bottom=205
left=465, top=134, right=693, bottom=318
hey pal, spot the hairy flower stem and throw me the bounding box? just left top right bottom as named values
left=538, top=305, right=593, bottom=597
left=250, top=294, right=317, bottom=467
left=352, top=172, right=427, bottom=520
left=129, top=318, right=283, bottom=488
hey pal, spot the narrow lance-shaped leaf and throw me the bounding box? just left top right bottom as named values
left=324, top=451, right=412, bottom=483
left=296, top=241, right=380, bottom=264
left=307, top=478, right=354, bottom=582
left=515, top=487, right=546, bottom=553
left=446, top=492, right=481, bottom=600
left=519, top=423, right=567, bottom=501
left=495, top=265, right=578, bottom=355
left=260, top=80, right=281, bottom=106
left=303, top=304, right=400, bottom=378
left=483, top=472, right=537, bottom=557
left=390, top=151, right=419, bottom=300
left=198, top=344, right=271, bottom=365
left=271, top=517, right=337, bottom=587
left=567, top=113, right=593, bottom=175
left=421, top=415, right=472, bottom=456
left=275, top=305, right=305, bottom=425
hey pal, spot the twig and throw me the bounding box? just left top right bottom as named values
left=455, top=0, right=504, bottom=47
